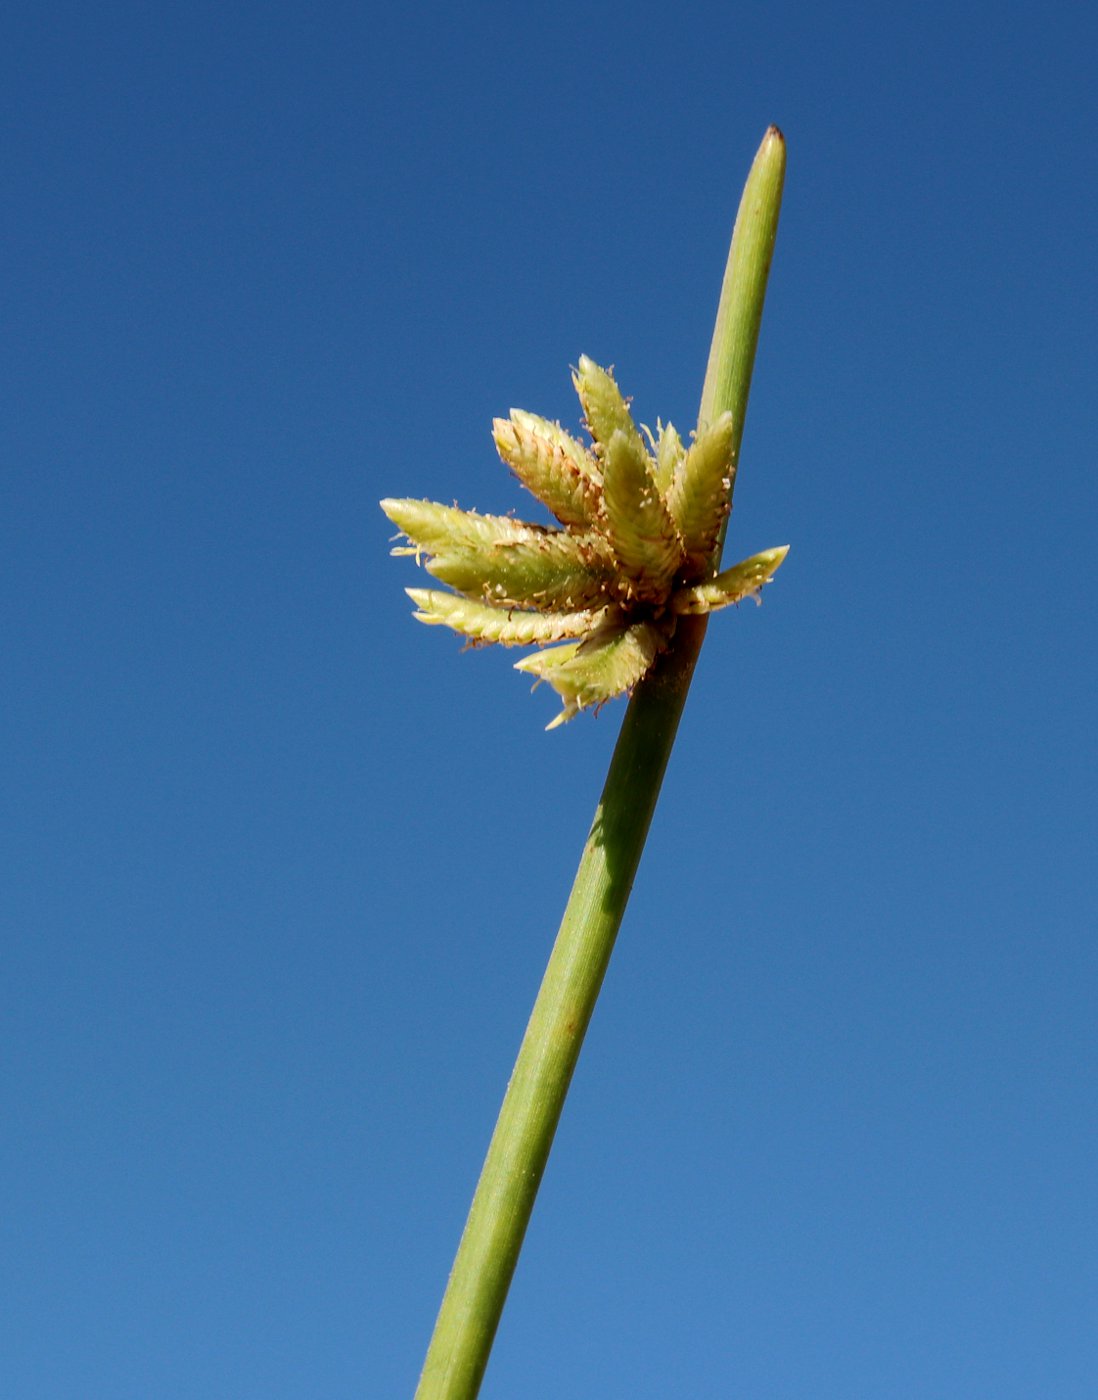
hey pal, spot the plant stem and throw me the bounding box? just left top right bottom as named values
left=414, top=126, right=786, bottom=1400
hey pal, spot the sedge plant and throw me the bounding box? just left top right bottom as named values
left=383, top=127, right=787, bottom=1398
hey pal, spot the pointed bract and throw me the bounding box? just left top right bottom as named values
left=671, top=546, right=789, bottom=613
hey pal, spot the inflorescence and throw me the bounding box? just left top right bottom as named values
left=382, top=357, right=787, bottom=728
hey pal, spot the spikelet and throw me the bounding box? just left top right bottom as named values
left=571, top=359, right=685, bottom=593
left=666, top=412, right=736, bottom=571
left=382, top=497, right=619, bottom=609
left=671, top=547, right=789, bottom=614
left=572, top=356, right=648, bottom=463
left=406, top=589, right=617, bottom=646
left=509, top=409, right=601, bottom=473
left=425, top=530, right=620, bottom=610
left=598, top=429, right=684, bottom=596
left=493, top=414, right=601, bottom=529
left=514, top=621, right=666, bottom=728
left=654, top=421, right=686, bottom=492
left=382, top=498, right=542, bottom=557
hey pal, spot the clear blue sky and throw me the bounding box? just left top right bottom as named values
left=3, top=2, right=1096, bottom=1396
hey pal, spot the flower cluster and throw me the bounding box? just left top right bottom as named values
left=381, top=357, right=787, bottom=728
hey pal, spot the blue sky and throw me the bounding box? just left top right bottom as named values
left=3, top=2, right=1096, bottom=1396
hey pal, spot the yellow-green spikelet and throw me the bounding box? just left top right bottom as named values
left=666, top=412, right=736, bottom=572
left=406, top=589, right=618, bottom=646
left=493, top=414, right=602, bottom=530
left=381, top=498, right=621, bottom=610
left=515, top=621, right=665, bottom=729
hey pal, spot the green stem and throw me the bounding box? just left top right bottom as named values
left=414, top=127, right=786, bottom=1400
